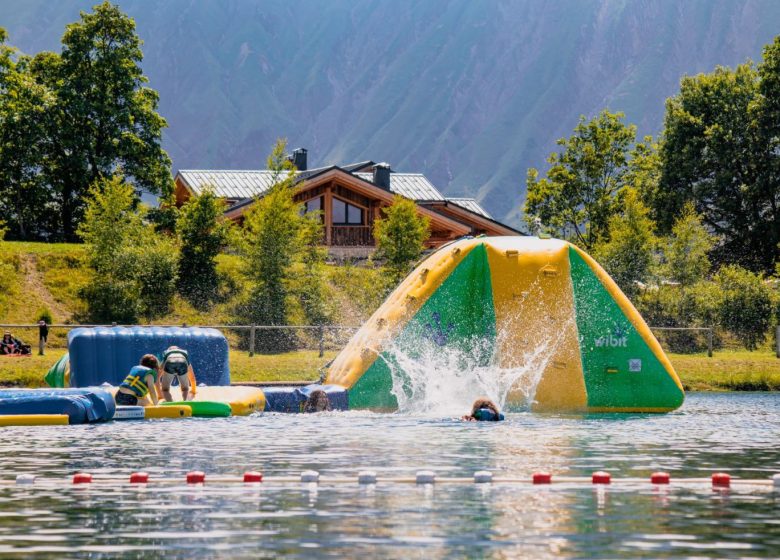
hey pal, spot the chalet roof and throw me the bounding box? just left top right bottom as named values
left=447, top=198, right=493, bottom=219
left=177, top=170, right=279, bottom=200
left=353, top=172, right=446, bottom=201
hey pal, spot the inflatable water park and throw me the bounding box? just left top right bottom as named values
left=0, top=236, right=684, bottom=426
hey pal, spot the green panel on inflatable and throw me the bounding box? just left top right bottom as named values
left=162, top=401, right=231, bottom=417
left=350, top=243, right=497, bottom=409
left=569, top=247, right=684, bottom=410
left=44, top=353, right=70, bottom=388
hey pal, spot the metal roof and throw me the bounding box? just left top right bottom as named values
left=447, top=198, right=493, bottom=219
left=353, top=173, right=445, bottom=201
left=177, top=170, right=287, bottom=200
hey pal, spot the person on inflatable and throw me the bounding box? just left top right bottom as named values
left=463, top=397, right=504, bottom=421
left=115, top=354, right=160, bottom=406
left=159, top=346, right=196, bottom=402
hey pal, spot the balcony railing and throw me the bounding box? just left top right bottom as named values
left=331, top=225, right=374, bottom=246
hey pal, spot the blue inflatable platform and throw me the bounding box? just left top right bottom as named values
left=0, top=388, right=115, bottom=424
left=68, top=327, right=230, bottom=387
left=262, top=384, right=348, bottom=412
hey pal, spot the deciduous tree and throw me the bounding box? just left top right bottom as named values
left=374, top=195, right=430, bottom=283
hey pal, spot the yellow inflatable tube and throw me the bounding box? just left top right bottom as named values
left=166, top=386, right=265, bottom=416
left=144, top=405, right=192, bottom=419
left=0, top=414, right=69, bottom=426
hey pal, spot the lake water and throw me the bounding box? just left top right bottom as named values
left=0, top=392, right=778, bottom=558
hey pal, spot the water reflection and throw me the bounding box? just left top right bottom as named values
left=0, top=393, right=777, bottom=557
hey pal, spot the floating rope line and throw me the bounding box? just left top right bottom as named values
left=5, top=471, right=780, bottom=489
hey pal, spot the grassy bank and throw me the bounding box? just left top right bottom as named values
left=1, top=347, right=777, bottom=391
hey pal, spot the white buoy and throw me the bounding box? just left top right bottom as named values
left=358, top=471, right=377, bottom=484
left=15, top=474, right=35, bottom=485
left=416, top=470, right=436, bottom=484
left=474, top=471, right=493, bottom=484
left=300, top=470, right=319, bottom=483
left=773, top=473, right=780, bottom=488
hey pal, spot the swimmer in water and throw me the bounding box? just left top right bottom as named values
left=463, top=397, right=504, bottom=421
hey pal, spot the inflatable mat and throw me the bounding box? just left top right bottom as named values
left=166, top=386, right=265, bottom=416
left=0, top=414, right=69, bottom=426
left=162, top=401, right=231, bottom=417
left=68, top=326, right=230, bottom=387
left=0, top=388, right=115, bottom=424
left=262, top=384, right=348, bottom=413
left=326, top=236, right=684, bottom=413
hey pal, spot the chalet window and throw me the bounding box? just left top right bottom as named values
left=301, top=196, right=323, bottom=216
left=333, top=197, right=363, bottom=225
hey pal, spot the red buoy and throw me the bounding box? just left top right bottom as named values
left=592, top=471, right=611, bottom=484
left=712, top=472, right=731, bottom=488
left=650, top=472, right=670, bottom=484
left=129, top=472, right=149, bottom=484
left=72, top=473, right=92, bottom=484
left=186, top=471, right=206, bottom=484
left=532, top=472, right=552, bottom=484
left=243, top=471, right=263, bottom=483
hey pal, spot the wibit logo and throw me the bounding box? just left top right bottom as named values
left=424, top=312, right=455, bottom=346
left=595, top=325, right=629, bottom=348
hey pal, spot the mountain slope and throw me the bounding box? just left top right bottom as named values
left=1, top=0, right=779, bottom=225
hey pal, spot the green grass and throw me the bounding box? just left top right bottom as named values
left=670, top=349, right=780, bottom=391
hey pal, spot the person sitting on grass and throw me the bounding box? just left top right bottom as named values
left=0, top=331, right=30, bottom=355
left=115, top=354, right=160, bottom=407
left=158, top=346, right=195, bottom=402
left=462, top=397, right=504, bottom=422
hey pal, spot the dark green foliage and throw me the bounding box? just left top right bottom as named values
left=662, top=203, right=714, bottom=286
left=592, top=188, right=656, bottom=299
left=35, top=307, right=53, bottom=324
left=295, top=212, right=330, bottom=326
left=0, top=2, right=172, bottom=241
left=714, top=265, right=773, bottom=350
left=373, top=194, right=430, bottom=283
left=524, top=110, right=641, bottom=249
left=176, top=188, right=232, bottom=308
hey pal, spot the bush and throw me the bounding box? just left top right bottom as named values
left=714, top=265, right=773, bottom=350
left=132, top=237, right=179, bottom=320
left=374, top=195, right=430, bottom=282
left=35, top=307, right=53, bottom=324
left=78, top=278, right=140, bottom=324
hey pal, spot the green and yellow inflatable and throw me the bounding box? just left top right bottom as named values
left=326, top=236, right=684, bottom=413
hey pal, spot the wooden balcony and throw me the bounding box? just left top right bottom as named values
left=330, top=225, right=374, bottom=246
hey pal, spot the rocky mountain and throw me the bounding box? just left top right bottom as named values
left=2, top=0, right=779, bottom=225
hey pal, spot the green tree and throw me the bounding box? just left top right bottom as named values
left=374, top=194, right=430, bottom=283
left=654, top=60, right=778, bottom=272
left=714, top=265, right=773, bottom=350
left=662, top=202, right=715, bottom=286
left=295, top=211, right=330, bottom=326
left=592, top=188, right=656, bottom=299
left=176, top=188, right=232, bottom=308
left=239, top=139, right=303, bottom=350
left=35, top=2, right=171, bottom=240
left=77, top=174, right=177, bottom=322
left=524, top=110, right=637, bottom=249
left=0, top=34, right=57, bottom=239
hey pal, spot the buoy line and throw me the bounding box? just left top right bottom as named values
left=4, top=471, right=780, bottom=489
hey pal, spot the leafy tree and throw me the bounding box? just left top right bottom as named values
left=295, top=211, right=330, bottom=326
left=592, top=188, right=656, bottom=299
left=374, top=195, right=430, bottom=282
left=654, top=60, right=778, bottom=272
left=713, top=265, right=773, bottom=350
left=524, top=110, right=637, bottom=249
left=239, top=140, right=302, bottom=350
left=34, top=2, right=171, bottom=240
left=176, top=188, right=232, bottom=308
left=0, top=35, right=56, bottom=239
left=662, top=202, right=715, bottom=286
left=77, top=174, right=177, bottom=322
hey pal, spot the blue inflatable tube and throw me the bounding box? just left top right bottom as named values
left=263, top=384, right=348, bottom=412
left=0, top=388, right=116, bottom=424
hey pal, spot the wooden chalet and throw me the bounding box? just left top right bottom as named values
left=174, top=148, right=521, bottom=258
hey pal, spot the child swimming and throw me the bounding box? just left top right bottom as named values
left=115, top=354, right=160, bottom=407
left=463, top=398, right=505, bottom=421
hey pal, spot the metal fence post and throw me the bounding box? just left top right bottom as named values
left=776, top=325, right=780, bottom=359
left=249, top=325, right=256, bottom=357
left=318, top=325, right=325, bottom=358
left=707, top=327, right=713, bottom=358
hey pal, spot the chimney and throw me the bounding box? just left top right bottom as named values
left=373, top=163, right=391, bottom=190
left=288, top=148, right=307, bottom=171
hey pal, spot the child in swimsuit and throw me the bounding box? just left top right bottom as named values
left=116, top=354, right=160, bottom=407
left=463, top=397, right=504, bottom=421
left=159, top=346, right=195, bottom=402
